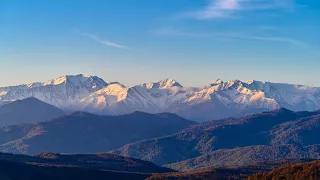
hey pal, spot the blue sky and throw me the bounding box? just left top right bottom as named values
left=0, top=0, right=319, bottom=87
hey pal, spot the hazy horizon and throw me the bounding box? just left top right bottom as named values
left=2, top=73, right=320, bottom=88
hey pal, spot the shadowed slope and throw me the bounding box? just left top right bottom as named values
left=0, top=111, right=196, bottom=154
left=0, top=97, right=65, bottom=126
left=0, top=152, right=173, bottom=173
left=111, top=109, right=320, bottom=165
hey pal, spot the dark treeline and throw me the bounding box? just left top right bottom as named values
left=248, top=160, right=320, bottom=180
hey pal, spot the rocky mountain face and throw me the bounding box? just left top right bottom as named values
left=2, top=74, right=320, bottom=122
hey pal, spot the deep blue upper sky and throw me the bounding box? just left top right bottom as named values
left=0, top=0, right=319, bottom=87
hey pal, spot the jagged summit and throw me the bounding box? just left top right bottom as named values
left=214, top=79, right=223, bottom=84
left=2, top=75, right=320, bottom=121
left=43, top=74, right=107, bottom=87
left=206, top=79, right=243, bottom=88
left=246, top=80, right=265, bottom=85
left=141, top=78, right=183, bottom=89
left=207, top=79, right=224, bottom=86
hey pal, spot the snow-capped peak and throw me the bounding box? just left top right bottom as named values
left=43, top=74, right=107, bottom=89
left=206, top=79, right=224, bottom=87
left=43, top=75, right=68, bottom=85
left=81, top=74, right=93, bottom=78
left=225, top=79, right=243, bottom=88
left=247, top=80, right=257, bottom=85
left=214, top=79, right=223, bottom=84
left=141, top=78, right=183, bottom=89
left=0, top=74, right=108, bottom=108
left=3, top=75, right=320, bottom=121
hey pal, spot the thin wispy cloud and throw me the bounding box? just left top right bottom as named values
left=155, top=27, right=317, bottom=51
left=239, top=36, right=309, bottom=49
left=76, top=30, right=144, bottom=52
left=238, top=35, right=320, bottom=56
left=177, top=0, right=296, bottom=20
left=76, top=30, right=127, bottom=49
left=200, top=0, right=242, bottom=19
left=155, top=27, right=240, bottom=38
left=175, top=0, right=239, bottom=20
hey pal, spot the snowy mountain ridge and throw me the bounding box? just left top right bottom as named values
left=0, top=74, right=107, bottom=108
left=1, top=74, right=320, bottom=121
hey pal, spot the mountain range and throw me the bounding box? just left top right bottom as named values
left=2, top=98, right=320, bottom=172
left=111, top=109, right=320, bottom=168
left=2, top=74, right=320, bottom=121
left=0, top=110, right=195, bottom=154
left=2, top=74, right=320, bottom=179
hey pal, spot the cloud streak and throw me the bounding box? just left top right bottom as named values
left=245, top=36, right=308, bottom=48
left=201, top=0, right=242, bottom=18
left=76, top=30, right=144, bottom=52
left=178, top=0, right=296, bottom=20
left=155, top=27, right=240, bottom=38
left=76, top=30, right=127, bottom=49
left=155, top=28, right=315, bottom=51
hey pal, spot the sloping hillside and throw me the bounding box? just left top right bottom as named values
left=111, top=109, right=320, bottom=165
left=0, top=97, right=65, bottom=126
left=0, top=111, right=196, bottom=154
left=166, top=145, right=320, bottom=171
